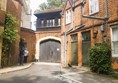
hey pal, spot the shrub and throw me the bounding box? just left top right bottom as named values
left=89, top=43, right=112, bottom=74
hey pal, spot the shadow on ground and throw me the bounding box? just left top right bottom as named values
left=0, top=74, right=68, bottom=83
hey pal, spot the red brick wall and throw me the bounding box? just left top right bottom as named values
left=62, top=0, right=118, bottom=68
left=35, top=31, right=61, bottom=58
left=6, top=0, right=22, bottom=64
left=20, top=28, right=36, bottom=62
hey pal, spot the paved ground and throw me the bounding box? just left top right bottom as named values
left=0, top=62, right=118, bottom=83
left=58, top=67, right=118, bottom=83
left=0, top=63, right=67, bottom=83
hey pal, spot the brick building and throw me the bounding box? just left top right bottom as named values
left=5, top=0, right=22, bottom=66
left=20, top=0, right=35, bottom=62
left=61, top=0, right=118, bottom=69
left=34, top=9, right=62, bottom=62
left=0, top=0, right=7, bottom=67
left=20, top=28, right=36, bottom=62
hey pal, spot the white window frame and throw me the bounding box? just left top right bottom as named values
left=50, top=19, right=53, bottom=27
left=89, top=0, right=99, bottom=15
left=47, top=20, right=49, bottom=27
left=52, top=19, right=55, bottom=26
left=58, top=18, right=61, bottom=26
left=41, top=20, right=44, bottom=27
left=111, top=25, right=118, bottom=57
left=66, top=9, right=71, bottom=24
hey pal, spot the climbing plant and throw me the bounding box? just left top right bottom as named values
left=1, top=13, right=19, bottom=67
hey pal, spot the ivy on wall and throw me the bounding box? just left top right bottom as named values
left=1, top=13, right=19, bottom=67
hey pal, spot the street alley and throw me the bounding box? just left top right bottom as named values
left=0, top=63, right=118, bottom=83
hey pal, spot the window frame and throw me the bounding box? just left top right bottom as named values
left=66, top=9, right=71, bottom=24
left=89, top=0, right=99, bottom=15
left=111, top=25, right=118, bottom=57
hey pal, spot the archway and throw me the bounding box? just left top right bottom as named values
left=35, top=36, right=61, bottom=63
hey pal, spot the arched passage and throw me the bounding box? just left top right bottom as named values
left=35, top=36, right=61, bottom=63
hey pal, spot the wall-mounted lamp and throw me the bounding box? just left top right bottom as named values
left=101, top=25, right=105, bottom=32
left=93, top=30, right=98, bottom=38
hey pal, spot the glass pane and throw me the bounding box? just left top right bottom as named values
left=113, top=41, right=118, bottom=54
left=112, top=27, right=118, bottom=41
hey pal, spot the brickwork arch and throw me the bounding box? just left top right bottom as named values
left=35, top=36, right=61, bottom=61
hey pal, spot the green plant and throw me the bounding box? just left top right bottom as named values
left=89, top=42, right=112, bottom=74
left=1, top=13, right=19, bottom=67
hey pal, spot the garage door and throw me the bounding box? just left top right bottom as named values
left=82, top=31, right=91, bottom=66
left=40, top=39, right=61, bottom=63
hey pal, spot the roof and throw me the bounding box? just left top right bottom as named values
left=34, top=8, right=62, bottom=15
left=34, top=8, right=62, bottom=18
left=21, top=27, right=35, bottom=33
left=61, top=0, right=74, bottom=15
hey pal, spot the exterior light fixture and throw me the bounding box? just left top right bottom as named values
left=93, top=30, right=98, bottom=38
left=101, top=25, right=104, bottom=32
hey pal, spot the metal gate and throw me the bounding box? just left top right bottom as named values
left=82, top=31, right=91, bottom=66
left=71, top=34, right=78, bottom=65
left=40, top=39, right=61, bottom=63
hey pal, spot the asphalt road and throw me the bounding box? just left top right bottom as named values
left=0, top=63, right=68, bottom=83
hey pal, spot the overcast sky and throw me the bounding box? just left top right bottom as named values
left=30, top=0, right=47, bottom=30
left=30, top=0, right=47, bottom=12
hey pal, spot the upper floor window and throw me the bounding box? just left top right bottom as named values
left=52, top=19, right=55, bottom=26
left=57, top=18, right=61, bottom=26
left=111, top=25, right=118, bottom=57
left=41, top=20, right=44, bottom=27
left=47, top=20, right=49, bottom=27
left=50, top=19, right=53, bottom=27
left=89, top=0, right=99, bottom=15
left=66, top=9, right=71, bottom=24
left=0, top=0, right=7, bottom=11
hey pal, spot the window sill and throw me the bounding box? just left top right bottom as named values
left=112, top=54, right=118, bottom=57
left=89, top=11, right=99, bottom=16
left=65, top=23, right=71, bottom=26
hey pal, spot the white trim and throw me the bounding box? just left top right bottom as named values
left=89, top=0, right=99, bottom=15
left=110, top=25, right=118, bottom=57
left=66, top=9, right=71, bottom=24
left=35, top=36, right=61, bottom=60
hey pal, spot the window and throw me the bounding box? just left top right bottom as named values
left=71, top=34, right=78, bottom=42
left=41, top=20, right=44, bottom=27
left=46, top=20, right=49, bottom=27
left=0, top=0, right=7, bottom=11
left=66, top=9, right=71, bottom=24
left=50, top=19, right=53, bottom=27
left=52, top=19, right=55, bottom=26
left=89, top=0, right=99, bottom=15
left=57, top=18, right=61, bottom=26
left=111, top=25, right=118, bottom=57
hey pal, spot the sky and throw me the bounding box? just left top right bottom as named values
left=30, top=0, right=47, bottom=30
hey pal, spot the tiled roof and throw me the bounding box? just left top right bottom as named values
left=34, top=8, right=62, bottom=14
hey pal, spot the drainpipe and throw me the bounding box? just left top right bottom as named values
left=105, top=0, right=109, bottom=42
left=81, top=0, right=109, bottom=42
left=61, top=14, right=67, bottom=67
left=72, top=0, right=74, bottom=30
left=64, top=27, right=67, bottom=67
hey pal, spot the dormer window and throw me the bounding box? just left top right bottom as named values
left=66, top=9, right=71, bottom=24
left=89, top=0, right=99, bottom=15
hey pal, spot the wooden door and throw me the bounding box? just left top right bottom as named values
left=40, top=39, right=61, bottom=63
left=71, top=34, right=78, bottom=65
left=82, top=31, right=91, bottom=66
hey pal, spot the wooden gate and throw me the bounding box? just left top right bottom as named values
left=71, top=34, right=78, bottom=65
left=40, top=39, right=61, bottom=63
left=82, top=31, right=91, bottom=66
